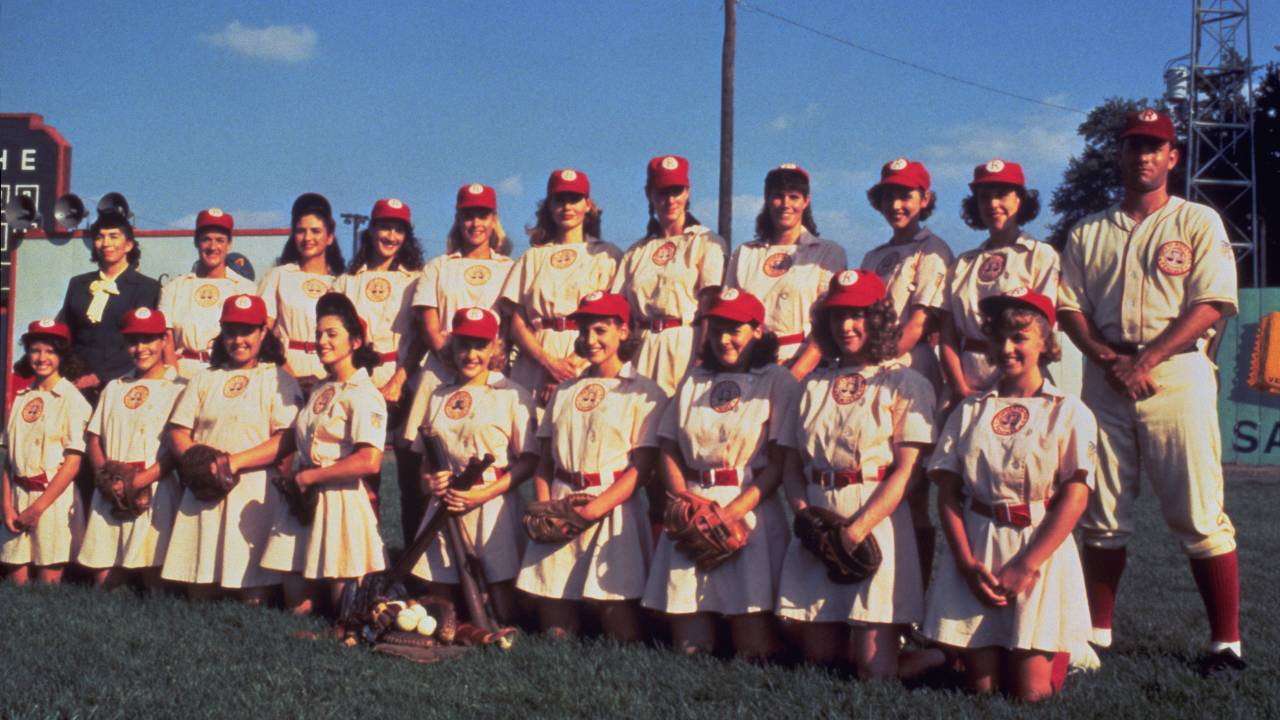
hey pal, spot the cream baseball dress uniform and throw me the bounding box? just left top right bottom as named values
left=777, top=361, right=936, bottom=625
left=78, top=368, right=185, bottom=569
left=332, top=268, right=420, bottom=389
left=1, top=378, right=92, bottom=566
left=945, top=235, right=1059, bottom=391
left=258, top=264, right=334, bottom=383
left=161, top=364, right=302, bottom=588
left=499, top=239, right=621, bottom=401
left=723, top=232, right=846, bottom=362
left=610, top=226, right=726, bottom=394
left=922, top=380, right=1095, bottom=652
left=1059, top=198, right=1238, bottom=558
left=411, top=372, right=536, bottom=584
left=861, top=228, right=954, bottom=391
left=261, top=368, right=387, bottom=579
left=159, top=270, right=257, bottom=379
left=641, top=364, right=800, bottom=615
left=517, top=364, right=665, bottom=600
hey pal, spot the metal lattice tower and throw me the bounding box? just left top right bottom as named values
left=1186, top=0, right=1260, bottom=286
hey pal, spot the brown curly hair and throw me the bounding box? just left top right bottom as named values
left=961, top=186, right=1041, bottom=230
left=980, top=306, right=1061, bottom=366
left=16, top=336, right=87, bottom=381
left=811, top=298, right=900, bottom=364
left=865, top=186, right=937, bottom=222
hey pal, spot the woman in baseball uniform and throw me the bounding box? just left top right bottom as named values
left=262, top=293, right=388, bottom=614
left=611, top=155, right=727, bottom=395
left=776, top=270, right=937, bottom=679
left=500, top=169, right=621, bottom=409
left=723, top=164, right=846, bottom=380
left=259, top=193, right=345, bottom=393
left=78, top=308, right=185, bottom=590
left=399, top=184, right=515, bottom=544
left=641, top=288, right=799, bottom=661
left=1, top=321, right=91, bottom=585
left=412, top=307, right=538, bottom=626
left=162, top=294, right=303, bottom=603
left=940, top=160, right=1059, bottom=400
left=923, top=288, right=1094, bottom=702
left=160, top=209, right=257, bottom=379
left=516, top=292, right=665, bottom=641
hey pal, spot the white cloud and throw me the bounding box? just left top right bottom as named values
left=200, top=21, right=318, bottom=63
left=768, top=103, right=820, bottom=133
left=769, top=115, right=792, bottom=131
left=168, top=209, right=288, bottom=229
left=919, top=108, right=1079, bottom=186
left=498, top=175, right=524, bottom=195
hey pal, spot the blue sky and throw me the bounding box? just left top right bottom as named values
left=3, top=0, right=1277, bottom=263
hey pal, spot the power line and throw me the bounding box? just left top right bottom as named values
left=737, top=1, right=1088, bottom=116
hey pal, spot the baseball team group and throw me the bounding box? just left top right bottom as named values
left=1, top=107, right=1245, bottom=701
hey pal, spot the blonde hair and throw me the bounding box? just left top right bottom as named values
left=446, top=212, right=512, bottom=256
left=980, top=307, right=1062, bottom=365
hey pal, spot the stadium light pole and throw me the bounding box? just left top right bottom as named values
left=341, top=212, right=369, bottom=257
left=719, top=0, right=736, bottom=246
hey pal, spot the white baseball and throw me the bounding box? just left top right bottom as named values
left=416, top=614, right=438, bottom=636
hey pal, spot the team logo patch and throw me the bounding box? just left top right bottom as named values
left=550, top=248, right=578, bottom=269
left=37, top=319, right=55, bottom=328
left=222, top=374, right=250, bottom=398
left=709, top=380, right=742, bottom=413
left=763, top=252, right=794, bottom=277
left=21, top=397, right=43, bottom=423
left=1007, top=286, right=1030, bottom=298
left=444, top=390, right=473, bottom=419
left=560, top=169, right=578, bottom=182
left=468, top=183, right=484, bottom=195
left=837, top=270, right=859, bottom=287
left=234, top=296, right=254, bottom=310
left=365, top=277, right=392, bottom=302
left=991, top=404, right=1030, bottom=436
left=1156, top=241, right=1193, bottom=276
left=985, top=159, right=1006, bottom=173
left=123, top=385, right=150, bottom=410
left=194, top=284, right=221, bottom=308
left=311, top=385, right=336, bottom=414
left=831, top=373, right=866, bottom=405
left=875, top=252, right=900, bottom=277
left=977, top=253, right=1006, bottom=283
left=464, top=265, right=491, bottom=286
left=719, top=288, right=740, bottom=301
left=652, top=241, right=677, bottom=266
left=661, top=156, right=679, bottom=170
left=387, top=198, right=403, bottom=209
left=302, top=278, right=329, bottom=299
left=135, top=307, right=152, bottom=319
left=574, top=383, right=607, bottom=412
left=888, top=158, right=908, bottom=171
left=1138, top=108, right=1158, bottom=122
left=207, top=208, right=224, bottom=217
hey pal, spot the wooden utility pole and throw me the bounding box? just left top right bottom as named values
left=718, top=0, right=736, bottom=245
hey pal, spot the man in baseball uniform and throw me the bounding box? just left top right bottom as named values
left=1057, top=108, right=1244, bottom=676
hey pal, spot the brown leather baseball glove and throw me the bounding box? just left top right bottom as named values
left=94, top=460, right=152, bottom=520
left=522, top=494, right=594, bottom=543
left=664, top=490, right=748, bottom=572
left=793, top=505, right=881, bottom=584
left=178, top=444, right=237, bottom=502
left=272, top=472, right=318, bottom=526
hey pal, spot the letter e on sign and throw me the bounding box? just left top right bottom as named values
left=21, top=149, right=36, bottom=171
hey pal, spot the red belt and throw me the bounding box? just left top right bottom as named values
left=179, top=349, right=210, bottom=361
left=644, top=317, right=683, bottom=332
left=811, top=465, right=888, bottom=488
left=378, top=351, right=398, bottom=364
left=533, top=317, right=578, bottom=332
left=776, top=332, right=805, bottom=347
left=124, top=461, right=147, bottom=472
left=288, top=340, right=318, bottom=353
left=968, top=498, right=1049, bottom=528
left=962, top=338, right=990, bottom=354
left=555, top=467, right=618, bottom=490
left=696, top=467, right=742, bottom=488
left=14, top=473, right=49, bottom=492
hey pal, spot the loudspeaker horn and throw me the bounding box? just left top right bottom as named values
left=2, top=194, right=42, bottom=233
left=54, top=193, right=88, bottom=230
left=96, top=191, right=132, bottom=220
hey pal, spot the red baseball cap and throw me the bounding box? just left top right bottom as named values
left=765, top=163, right=810, bottom=192
left=979, top=286, right=1056, bottom=328
left=221, top=294, right=267, bottom=326
left=823, top=270, right=886, bottom=309
left=450, top=307, right=500, bottom=340
left=22, top=319, right=72, bottom=344
left=547, top=168, right=590, bottom=196
left=569, top=290, right=631, bottom=326
left=371, top=198, right=412, bottom=225
left=456, top=183, right=497, bottom=210
left=120, top=307, right=167, bottom=335
left=704, top=287, right=765, bottom=326
left=1120, top=108, right=1177, bottom=144
left=196, top=208, right=234, bottom=234
left=647, top=155, right=690, bottom=190
left=872, top=158, right=931, bottom=193
left=970, top=159, right=1026, bottom=190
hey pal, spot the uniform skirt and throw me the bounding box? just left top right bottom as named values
left=413, top=487, right=526, bottom=584
left=777, top=481, right=922, bottom=625
left=641, top=485, right=788, bottom=616
left=261, top=479, right=386, bottom=579
left=516, top=478, right=651, bottom=601
left=510, top=326, right=579, bottom=409
left=161, top=470, right=283, bottom=589
left=78, top=476, right=180, bottom=569
left=922, top=504, right=1089, bottom=653
left=0, top=479, right=84, bottom=567
left=633, top=325, right=698, bottom=397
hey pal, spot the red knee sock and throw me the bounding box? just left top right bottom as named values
left=1081, top=546, right=1127, bottom=630
left=1189, top=551, right=1240, bottom=643
left=1050, top=652, right=1070, bottom=692
left=915, top=527, right=935, bottom=589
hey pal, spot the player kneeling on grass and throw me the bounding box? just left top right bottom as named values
left=78, top=308, right=185, bottom=591
left=261, top=293, right=388, bottom=614
left=411, top=307, right=538, bottom=626
left=776, top=270, right=944, bottom=680
left=1, top=321, right=91, bottom=585
left=516, top=292, right=665, bottom=642
left=922, top=288, right=1094, bottom=702
left=640, top=289, right=798, bottom=662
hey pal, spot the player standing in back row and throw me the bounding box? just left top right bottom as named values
left=1057, top=108, right=1244, bottom=676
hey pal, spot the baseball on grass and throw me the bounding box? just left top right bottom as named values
left=395, top=612, right=419, bottom=632
left=416, top=614, right=438, bottom=636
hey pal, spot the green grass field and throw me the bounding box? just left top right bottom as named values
left=2, top=464, right=1276, bottom=719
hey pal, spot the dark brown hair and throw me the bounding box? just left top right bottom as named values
left=348, top=219, right=425, bottom=273
left=811, top=298, right=901, bottom=364
left=209, top=327, right=287, bottom=369
left=866, top=186, right=937, bottom=221
left=754, top=174, right=819, bottom=242
left=315, top=293, right=381, bottom=373
left=698, top=326, right=780, bottom=372
left=88, top=214, right=141, bottom=267
left=17, top=336, right=87, bottom=381
left=572, top=315, right=641, bottom=363
left=980, top=306, right=1061, bottom=365
left=961, top=186, right=1042, bottom=230
left=277, top=211, right=346, bottom=274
